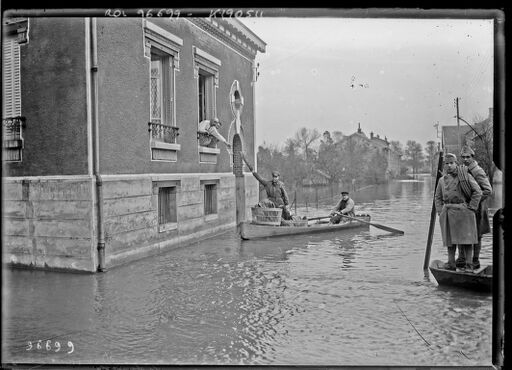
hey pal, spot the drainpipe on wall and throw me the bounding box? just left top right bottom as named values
left=90, top=17, right=106, bottom=272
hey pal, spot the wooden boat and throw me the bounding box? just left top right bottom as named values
left=240, top=214, right=371, bottom=240
left=429, top=259, right=492, bottom=292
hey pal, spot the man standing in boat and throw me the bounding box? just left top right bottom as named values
left=434, top=153, right=482, bottom=271
left=241, top=153, right=293, bottom=220
left=455, top=146, right=493, bottom=269
left=329, top=191, right=355, bottom=224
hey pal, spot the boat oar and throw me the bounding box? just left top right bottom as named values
left=307, top=213, right=404, bottom=235
left=307, top=215, right=331, bottom=221
left=339, top=214, right=404, bottom=235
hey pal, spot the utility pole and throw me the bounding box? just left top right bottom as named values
left=455, top=97, right=461, bottom=153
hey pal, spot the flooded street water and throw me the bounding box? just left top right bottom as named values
left=2, top=175, right=502, bottom=366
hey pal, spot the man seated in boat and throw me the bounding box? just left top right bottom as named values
left=329, top=191, right=355, bottom=224
left=198, top=117, right=232, bottom=150
left=241, top=154, right=293, bottom=220
left=434, top=153, right=482, bottom=272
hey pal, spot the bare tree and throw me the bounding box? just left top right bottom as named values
left=404, top=140, right=424, bottom=175
left=472, top=121, right=495, bottom=181
left=425, top=140, right=438, bottom=176
left=293, top=127, right=321, bottom=163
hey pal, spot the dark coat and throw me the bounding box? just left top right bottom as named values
left=435, top=172, right=482, bottom=246
left=251, top=171, right=289, bottom=207
left=465, top=161, right=492, bottom=236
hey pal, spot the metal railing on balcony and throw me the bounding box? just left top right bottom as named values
left=197, top=131, right=218, bottom=148
left=148, top=122, right=179, bottom=144
left=3, top=116, right=25, bottom=161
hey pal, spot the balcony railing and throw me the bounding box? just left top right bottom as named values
left=3, top=116, right=25, bottom=161
left=197, top=131, right=218, bottom=148
left=148, top=122, right=179, bottom=144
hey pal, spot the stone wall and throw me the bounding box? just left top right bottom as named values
left=2, top=176, right=97, bottom=272
left=2, top=173, right=260, bottom=272
left=102, top=173, right=238, bottom=267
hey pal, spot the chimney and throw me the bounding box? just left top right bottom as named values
left=357, top=123, right=362, bottom=133
left=370, top=131, right=374, bottom=139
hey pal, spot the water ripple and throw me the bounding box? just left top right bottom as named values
left=2, top=179, right=499, bottom=366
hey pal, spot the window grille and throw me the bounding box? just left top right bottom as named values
left=150, top=57, right=162, bottom=124
left=204, top=184, right=217, bottom=215
left=158, top=186, right=177, bottom=224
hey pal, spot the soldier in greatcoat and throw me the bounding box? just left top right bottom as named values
left=455, top=146, right=493, bottom=269
left=434, top=153, right=482, bottom=271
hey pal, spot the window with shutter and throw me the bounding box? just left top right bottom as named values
left=3, top=31, right=24, bottom=162
left=2, top=36, right=21, bottom=118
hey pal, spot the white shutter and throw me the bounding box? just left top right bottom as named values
left=2, top=36, right=21, bottom=118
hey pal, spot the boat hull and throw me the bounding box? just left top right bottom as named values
left=240, top=215, right=371, bottom=240
left=429, top=259, right=492, bottom=292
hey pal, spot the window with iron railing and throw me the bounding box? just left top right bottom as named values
left=149, top=51, right=179, bottom=144
left=143, top=22, right=182, bottom=162
left=197, top=130, right=218, bottom=148
left=3, top=116, right=25, bottom=162
left=204, top=183, right=217, bottom=216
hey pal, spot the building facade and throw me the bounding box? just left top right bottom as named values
left=344, top=124, right=402, bottom=180
left=2, top=17, right=266, bottom=272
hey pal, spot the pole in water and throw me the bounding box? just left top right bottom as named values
left=423, top=151, right=444, bottom=271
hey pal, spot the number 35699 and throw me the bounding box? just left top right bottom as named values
left=27, top=340, right=74, bottom=353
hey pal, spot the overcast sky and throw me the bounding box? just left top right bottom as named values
left=240, top=15, right=494, bottom=149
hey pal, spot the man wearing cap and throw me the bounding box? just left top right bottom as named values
left=240, top=154, right=292, bottom=220
left=329, top=191, right=355, bottom=224
left=455, top=146, right=492, bottom=269
left=198, top=117, right=232, bottom=150
left=435, top=153, right=482, bottom=271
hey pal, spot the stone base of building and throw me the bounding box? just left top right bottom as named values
left=2, top=173, right=259, bottom=273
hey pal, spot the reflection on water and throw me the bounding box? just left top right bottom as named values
left=2, top=177, right=501, bottom=366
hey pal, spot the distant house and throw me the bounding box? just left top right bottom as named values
left=343, top=124, right=401, bottom=180
left=440, top=109, right=495, bottom=155
left=441, top=125, right=472, bottom=155
left=441, top=108, right=501, bottom=183
left=2, top=17, right=266, bottom=272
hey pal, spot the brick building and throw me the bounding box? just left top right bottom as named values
left=2, top=17, right=266, bottom=272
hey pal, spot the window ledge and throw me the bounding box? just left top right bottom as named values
left=205, top=214, right=218, bottom=221
left=198, top=146, right=220, bottom=154
left=159, top=222, right=178, bottom=232
left=151, top=140, right=181, bottom=151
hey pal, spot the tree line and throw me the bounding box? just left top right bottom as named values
left=256, top=127, right=436, bottom=191
left=256, top=119, right=495, bottom=192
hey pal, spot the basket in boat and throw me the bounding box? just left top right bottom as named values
left=251, top=207, right=282, bottom=226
